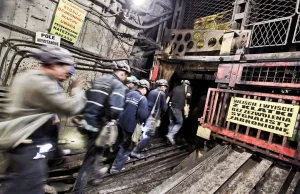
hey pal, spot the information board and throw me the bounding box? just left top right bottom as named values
left=50, top=0, right=87, bottom=43
left=226, top=97, right=299, bottom=137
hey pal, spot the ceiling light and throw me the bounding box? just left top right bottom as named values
left=132, top=0, right=146, bottom=7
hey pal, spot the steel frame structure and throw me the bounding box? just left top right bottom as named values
left=200, top=62, right=300, bottom=166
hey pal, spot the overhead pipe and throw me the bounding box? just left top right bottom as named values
left=0, top=44, right=39, bottom=78
left=12, top=54, right=31, bottom=78
left=0, top=22, right=129, bottom=61
left=0, top=38, right=134, bottom=66
left=0, top=23, right=148, bottom=71
left=124, top=15, right=172, bottom=29
left=3, top=50, right=32, bottom=85
left=0, top=39, right=147, bottom=77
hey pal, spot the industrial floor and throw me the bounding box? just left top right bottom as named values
left=2, top=139, right=300, bottom=194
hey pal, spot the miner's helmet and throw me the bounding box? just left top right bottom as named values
left=32, top=45, right=74, bottom=66
left=126, top=76, right=138, bottom=84
left=156, top=79, right=169, bottom=87
left=113, top=60, right=131, bottom=74
left=138, top=79, right=150, bottom=90
left=181, top=80, right=190, bottom=85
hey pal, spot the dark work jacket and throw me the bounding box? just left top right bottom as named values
left=147, top=89, right=167, bottom=118
left=168, top=84, right=192, bottom=110
left=84, top=74, right=126, bottom=128
left=118, top=90, right=148, bottom=133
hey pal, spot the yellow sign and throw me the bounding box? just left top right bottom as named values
left=226, top=97, right=299, bottom=137
left=50, top=0, right=87, bottom=43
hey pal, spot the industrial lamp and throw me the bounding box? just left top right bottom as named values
left=132, top=0, right=146, bottom=7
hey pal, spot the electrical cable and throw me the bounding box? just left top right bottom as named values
left=125, top=15, right=172, bottom=29
left=98, top=16, right=130, bottom=58
left=86, top=17, right=134, bottom=46
left=3, top=50, right=31, bottom=85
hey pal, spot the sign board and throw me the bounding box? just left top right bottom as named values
left=226, top=97, right=300, bottom=137
left=35, top=32, right=61, bottom=46
left=197, top=126, right=211, bottom=140
left=50, top=0, right=87, bottom=43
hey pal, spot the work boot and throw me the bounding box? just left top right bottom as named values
left=110, top=167, right=125, bottom=175
left=62, top=149, right=71, bottom=155
left=89, top=167, right=109, bottom=186
left=165, top=135, right=175, bottom=145
left=130, top=151, right=145, bottom=159
left=44, top=184, right=57, bottom=194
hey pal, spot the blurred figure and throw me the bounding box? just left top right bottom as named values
left=49, top=66, right=77, bottom=161
left=130, top=79, right=168, bottom=158
left=166, top=80, right=192, bottom=145
left=72, top=60, right=130, bottom=193
left=0, top=45, right=86, bottom=194
left=110, top=80, right=149, bottom=174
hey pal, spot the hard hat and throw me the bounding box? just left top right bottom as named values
left=138, top=79, right=150, bottom=90
left=126, top=76, right=138, bottom=84
left=33, top=45, right=74, bottom=66
left=113, top=60, right=131, bottom=74
left=156, top=79, right=169, bottom=87
left=181, top=80, right=190, bottom=85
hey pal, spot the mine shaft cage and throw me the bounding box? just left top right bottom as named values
left=201, top=62, right=300, bottom=166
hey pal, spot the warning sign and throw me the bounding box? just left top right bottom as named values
left=226, top=97, right=299, bottom=137
left=50, top=0, right=87, bottom=43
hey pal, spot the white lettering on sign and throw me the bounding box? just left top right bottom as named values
left=35, top=32, right=61, bottom=46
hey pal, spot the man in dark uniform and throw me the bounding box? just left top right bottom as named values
left=130, top=79, right=168, bottom=158
left=72, top=60, right=131, bottom=194
left=110, top=80, right=150, bottom=174
left=166, top=80, right=192, bottom=145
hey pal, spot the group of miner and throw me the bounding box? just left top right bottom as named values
left=0, top=46, right=192, bottom=194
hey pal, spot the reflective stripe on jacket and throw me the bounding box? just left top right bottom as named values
left=118, top=90, right=148, bottom=133
left=84, top=74, right=126, bottom=129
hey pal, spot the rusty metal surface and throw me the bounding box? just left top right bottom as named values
left=215, top=158, right=273, bottom=194
left=286, top=172, right=300, bottom=194
left=165, top=51, right=300, bottom=63
left=149, top=145, right=228, bottom=194
left=167, top=148, right=252, bottom=194
left=201, top=88, right=300, bottom=165
left=216, top=62, right=300, bottom=88
left=164, top=29, right=251, bottom=56
left=255, top=166, right=290, bottom=194
left=86, top=151, right=190, bottom=194
left=150, top=146, right=300, bottom=194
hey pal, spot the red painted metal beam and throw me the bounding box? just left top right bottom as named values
left=203, top=123, right=300, bottom=160
left=208, top=88, right=300, bottom=101
left=236, top=81, right=300, bottom=89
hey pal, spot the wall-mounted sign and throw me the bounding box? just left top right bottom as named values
left=226, top=97, right=299, bottom=137
left=50, top=0, right=87, bottom=43
left=35, top=32, right=61, bottom=46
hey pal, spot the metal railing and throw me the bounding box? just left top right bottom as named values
left=202, top=88, right=300, bottom=165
